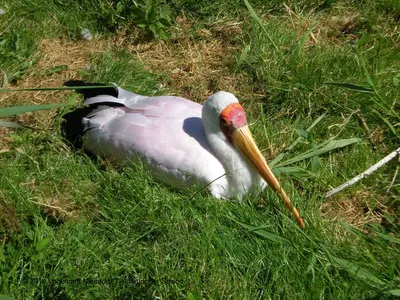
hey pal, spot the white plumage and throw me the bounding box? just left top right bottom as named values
left=80, top=87, right=264, bottom=199
left=64, top=81, right=304, bottom=228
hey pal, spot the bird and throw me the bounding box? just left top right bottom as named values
left=62, top=80, right=304, bottom=228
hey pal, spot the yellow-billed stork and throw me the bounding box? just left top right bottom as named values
left=62, top=81, right=304, bottom=228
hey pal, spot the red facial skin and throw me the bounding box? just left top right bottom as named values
left=219, top=103, right=247, bottom=143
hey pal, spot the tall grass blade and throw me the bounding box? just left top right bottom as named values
left=351, top=49, right=400, bottom=118
left=326, top=82, right=374, bottom=93
left=272, top=166, right=314, bottom=178
left=270, top=113, right=327, bottom=167
left=298, top=25, right=315, bottom=52
left=340, top=222, right=366, bottom=238
left=0, top=295, right=18, bottom=300
left=387, top=290, right=400, bottom=296
left=237, top=44, right=251, bottom=67
left=356, top=33, right=367, bottom=48
left=372, top=109, right=399, bottom=136
left=35, top=237, right=51, bottom=253
left=276, top=138, right=362, bottom=167
left=367, top=224, right=400, bottom=244
left=294, top=128, right=308, bottom=139
left=0, top=104, right=67, bottom=117
left=307, top=114, right=327, bottom=133
left=228, top=217, right=290, bottom=245
left=270, top=153, right=285, bottom=168
left=358, top=53, right=375, bottom=89
left=0, top=120, right=22, bottom=128
left=0, top=85, right=115, bottom=92
left=375, top=232, right=400, bottom=245
left=329, top=255, right=385, bottom=286
left=243, top=0, right=279, bottom=51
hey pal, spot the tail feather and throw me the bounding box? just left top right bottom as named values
left=61, top=107, right=93, bottom=149
left=62, top=80, right=119, bottom=149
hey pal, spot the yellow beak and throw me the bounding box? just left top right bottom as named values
left=231, top=125, right=305, bottom=229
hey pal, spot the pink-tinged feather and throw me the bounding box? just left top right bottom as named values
left=82, top=93, right=226, bottom=191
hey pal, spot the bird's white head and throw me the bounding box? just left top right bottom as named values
left=202, top=91, right=305, bottom=229
left=203, top=91, right=239, bottom=117
left=202, top=91, right=245, bottom=141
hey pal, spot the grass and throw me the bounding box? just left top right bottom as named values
left=0, top=0, right=399, bottom=298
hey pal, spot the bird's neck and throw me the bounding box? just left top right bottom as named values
left=204, top=129, right=265, bottom=198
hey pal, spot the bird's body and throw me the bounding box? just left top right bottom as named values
left=63, top=80, right=304, bottom=227
left=64, top=82, right=264, bottom=198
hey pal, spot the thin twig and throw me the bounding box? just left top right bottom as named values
left=29, top=200, right=70, bottom=215
left=188, top=173, right=226, bottom=201
left=356, top=111, right=371, bottom=135
left=325, top=146, right=400, bottom=198
left=269, top=113, right=326, bottom=167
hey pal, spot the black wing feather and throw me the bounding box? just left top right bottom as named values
left=61, top=80, right=120, bottom=149
left=64, top=80, right=119, bottom=99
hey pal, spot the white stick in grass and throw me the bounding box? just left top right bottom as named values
left=325, top=146, right=400, bottom=198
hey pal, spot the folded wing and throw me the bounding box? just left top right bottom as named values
left=81, top=88, right=227, bottom=190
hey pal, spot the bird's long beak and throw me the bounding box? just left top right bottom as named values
left=231, top=125, right=305, bottom=229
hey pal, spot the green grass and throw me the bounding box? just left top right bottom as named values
left=1, top=0, right=399, bottom=298
left=1, top=133, right=399, bottom=298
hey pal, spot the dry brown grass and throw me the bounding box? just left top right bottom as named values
left=0, top=128, right=12, bottom=150
left=280, top=4, right=359, bottom=47
left=321, top=190, right=388, bottom=229
left=29, top=196, right=80, bottom=223
left=282, top=3, right=398, bottom=48
left=19, top=176, right=96, bottom=223
left=1, top=38, right=106, bottom=103
left=0, top=198, right=20, bottom=246
left=17, top=172, right=100, bottom=224
left=0, top=199, right=20, bottom=231
left=132, top=39, right=241, bottom=101
left=0, top=38, right=107, bottom=129
left=119, top=19, right=255, bottom=103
